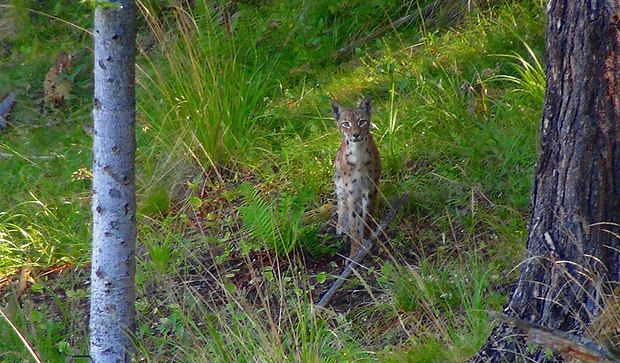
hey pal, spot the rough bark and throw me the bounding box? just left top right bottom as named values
left=89, top=1, right=137, bottom=362
left=472, top=0, right=620, bottom=362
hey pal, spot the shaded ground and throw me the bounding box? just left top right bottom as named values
left=0, top=168, right=516, bottom=358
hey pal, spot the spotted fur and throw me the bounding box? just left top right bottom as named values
left=332, top=96, right=381, bottom=260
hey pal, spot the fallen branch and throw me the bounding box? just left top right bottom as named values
left=0, top=91, right=17, bottom=117
left=491, top=312, right=620, bottom=363
left=0, top=91, right=17, bottom=131
left=315, top=192, right=410, bottom=308
left=0, top=152, right=56, bottom=160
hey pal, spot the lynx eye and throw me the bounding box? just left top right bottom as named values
left=341, top=121, right=351, bottom=128
left=359, top=119, right=368, bottom=126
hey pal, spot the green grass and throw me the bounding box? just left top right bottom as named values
left=0, top=0, right=557, bottom=361
left=136, top=250, right=368, bottom=361
left=138, top=0, right=277, bottom=166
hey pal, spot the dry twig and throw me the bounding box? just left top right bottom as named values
left=315, top=192, right=410, bottom=308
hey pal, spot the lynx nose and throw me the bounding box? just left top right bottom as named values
left=352, top=132, right=360, bottom=139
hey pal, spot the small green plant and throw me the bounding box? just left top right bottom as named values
left=493, top=42, right=546, bottom=102
left=237, top=182, right=328, bottom=256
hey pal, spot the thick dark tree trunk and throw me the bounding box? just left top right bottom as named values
left=472, top=1, right=620, bottom=362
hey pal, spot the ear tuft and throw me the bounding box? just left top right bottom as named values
left=331, top=100, right=343, bottom=120
left=359, top=96, right=371, bottom=116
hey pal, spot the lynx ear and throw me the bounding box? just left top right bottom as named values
left=331, top=100, right=344, bottom=120
left=359, top=96, right=371, bottom=116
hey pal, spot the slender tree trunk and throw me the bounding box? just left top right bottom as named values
left=89, top=1, right=137, bottom=362
left=472, top=1, right=620, bottom=362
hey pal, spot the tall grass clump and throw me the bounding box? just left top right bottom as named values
left=137, top=0, right=275, bottom=169
left=493, top=42, right=546, bottom=103
left=0, top=197, right=88, bottom=276
left=0, top=212, right=45, bottom=275
left=156, top=292, right=363, bottom=362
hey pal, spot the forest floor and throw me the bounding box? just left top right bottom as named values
left=0, top=0, right=548, bottom=361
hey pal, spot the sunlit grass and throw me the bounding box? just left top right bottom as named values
left=137, top=0, right=276, bottom=169
left=492, top=41, right=546, bottom=103
left=0, top=0, right=553, bottom=361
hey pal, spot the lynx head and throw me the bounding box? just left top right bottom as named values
left=331, top=96, right=372, bottom=143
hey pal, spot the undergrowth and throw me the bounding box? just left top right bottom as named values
left=138, top=0, right=276, bottom=166
left=0, top=0, right=560, bottom=361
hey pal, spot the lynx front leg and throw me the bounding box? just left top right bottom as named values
left=348, top=199, right=365, bottom=260
left=336, top=197, right=348, bottom=235
left=334, top=160, right=348, bottom=235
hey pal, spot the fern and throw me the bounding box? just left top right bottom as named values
left=237, top=182, right=329, bottom=256
left=237, top=183, right=278, bottom=252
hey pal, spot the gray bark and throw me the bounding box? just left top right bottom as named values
left=472, top=1, right=620, bottom=362
left=89, top=1, right=137, bottom=362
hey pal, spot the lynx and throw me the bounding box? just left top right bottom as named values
left=332, top=96, right=381, bottom=261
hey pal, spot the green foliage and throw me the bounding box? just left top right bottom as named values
left=237, top=182, right=327, bottom=256
left=376, top=254, right=505, bottom=361
left=0, top=212, right=45, bottom=273
left=0, top=271, right=90, bottom=361
left=138, top=0, right=276, bottom=167
left=0, top=0, right=553, bottom=361
left=139, top=188, right=171, bottom=216
left=0, top=195, right=89, bottom=276
left=131, top=218, right=367, bottom=362
left=379, top=336, right=450, bottom=363
left=135, top=281, right=366, bottom=362
left=493, top=42, right=546, bottom=102
left=1, top=1, right=92, bottom=89
left=0, top=138, right=92, bottom=271
left=241, top=0, right=409, bottom=79
left=238, top=183, right=279, bottom=252
left=0, top=0, right=93, bottom=275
